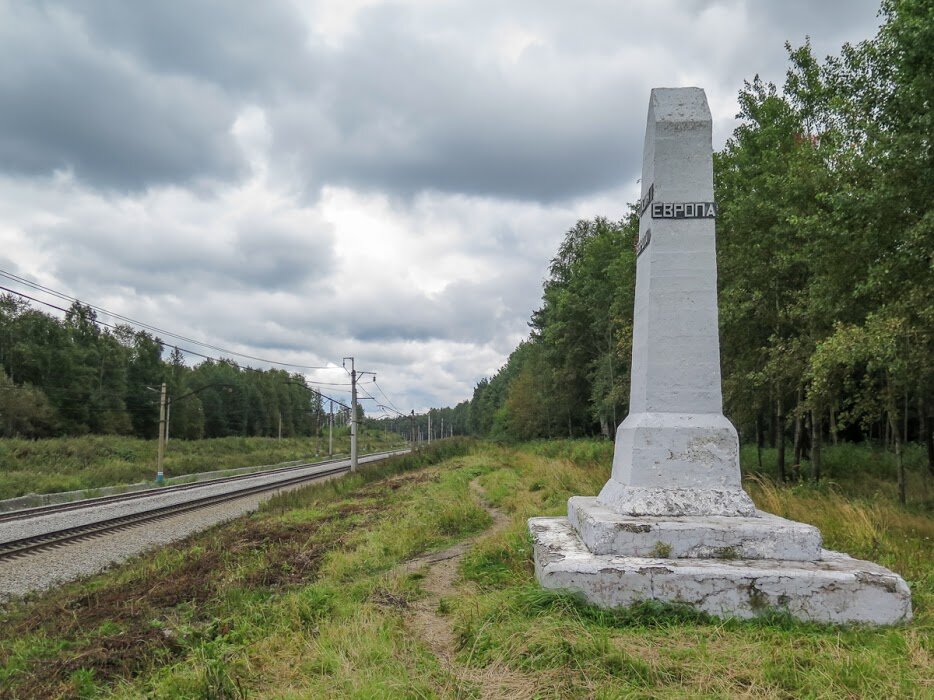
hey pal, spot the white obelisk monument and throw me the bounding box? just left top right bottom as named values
left=528, top=88, right=911, bottom=624
left=598, top=87, right=755, bottom=519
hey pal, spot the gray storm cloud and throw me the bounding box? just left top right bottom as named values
left=0, top=0, right=884, bottom=410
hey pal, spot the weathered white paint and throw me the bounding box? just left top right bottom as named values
left=598, top=87, right=754, bottom=518
left=568, top=497, right=822, bottom=560
left=531, top=517, right=913, bottom=625
left=529, top=87, right=913, bottom=625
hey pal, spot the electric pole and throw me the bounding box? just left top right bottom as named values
left=329, top=400, right=334, bottom=457
left=428, top=410, right=432, bottom=445
left=411, top=410, right=416, bottom=450
left=314, top=407, right=320, bottom=456
left=157, top=382, right=167, bottom=484
left=344, top=357, right=377, bottom=470
left=345, top=357, right=358, bottom=471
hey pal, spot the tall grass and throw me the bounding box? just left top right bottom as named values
left=0, top=438, right=929, bottom=698
left=741, top=441, right=931, bottom=504
left=0, top=432, right=407, bottom=499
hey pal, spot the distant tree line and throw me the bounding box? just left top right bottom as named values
left=0, top=297, right=328, bottom=440
left=373, top=402, right=471, bottom=441
left=462, top=0, right=934, bottom=498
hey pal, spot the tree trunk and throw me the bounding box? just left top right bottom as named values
left=793, top=387, right=803, bottom=470
left=811, top=408, right=822, bottom=482
left=829, top=405, right=838, bottom=446
left=755, top=413, right=763, bottom=470
left=886, top=378, right=906, bottom=505
left=921, top=396, right=934, bottom=477
left=888, top=409, right=907, bottom=506
left=904, top=392, right=909, bottom=445
left=776, top=395, right=786, bottom=482
left=768, top=385, right=776, bottom=449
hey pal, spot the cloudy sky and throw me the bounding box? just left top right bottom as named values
left=0, top=0, right=882, bottom=414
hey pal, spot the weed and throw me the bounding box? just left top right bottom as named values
left=0, top=432, right=409, bottom=500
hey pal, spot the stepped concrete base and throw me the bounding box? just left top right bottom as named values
left=568, top=497, right=822, bottom=560
left=529, top=517, right=912, bottom=625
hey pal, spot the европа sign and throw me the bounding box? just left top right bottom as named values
left=650, top=201, right=716, bottom=219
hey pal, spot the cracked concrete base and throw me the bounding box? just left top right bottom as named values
left=529, top=516, right=912, bottom=625
left=569, top=497, right=822, bottom=560
left=603, top=413, right=757, bottom=518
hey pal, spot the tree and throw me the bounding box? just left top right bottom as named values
left=0, top=370, right=55, bottom=437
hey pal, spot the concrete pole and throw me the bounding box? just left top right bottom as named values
left=329, top=400, right=334, bottom=457
left=165, top=399, right=171, bottom=444
left=156, top=382, right=167, bottom=484
left=348, top=357, right=358, bottom=471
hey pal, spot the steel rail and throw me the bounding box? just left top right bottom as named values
left=0, top=450, right=408, bottom=561
left=0, top=450, right=399, bottom=523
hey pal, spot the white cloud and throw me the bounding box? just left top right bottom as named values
left=0, top=0, right=884, bottom=412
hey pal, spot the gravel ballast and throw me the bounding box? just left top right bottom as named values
left=0, top=451, right=406, bottom=600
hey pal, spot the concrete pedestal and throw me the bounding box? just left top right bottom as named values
left=530, top=516, right=912, bottom=625
left=600, top=413, right=756, bottom=517
left=568, top=497, right=822, bottom=560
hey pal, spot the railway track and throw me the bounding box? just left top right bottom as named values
left=0, top=450, right=407, bottom=562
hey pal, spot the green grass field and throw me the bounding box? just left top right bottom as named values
left=0, top=439, right=930, bottom=698
left=0, top=430, right=408, bottom=500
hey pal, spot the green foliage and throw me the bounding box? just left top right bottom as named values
left=459, top=3, right=934, bottom=502
left=0, top=297, right=341, bottom=443
left=0, top=369, right=55, bottom=437
left=467, top=217, right=638, bottom=441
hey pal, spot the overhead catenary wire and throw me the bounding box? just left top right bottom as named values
left=356, top=384, right=408, bottom=418
left=372, top=380, right=405, bottom=415
left=0, top=285, right=353, bottom=409
left=2, top=279, right=414, bottom=430
left=280, top=380, right=353, bottom=413
left=0, top=269, right=335, bottom=371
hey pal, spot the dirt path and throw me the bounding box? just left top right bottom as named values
left=403, top=479, right=533, bottom=698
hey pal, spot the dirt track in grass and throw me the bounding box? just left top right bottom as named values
left=401, top=478, right=535, bottom=699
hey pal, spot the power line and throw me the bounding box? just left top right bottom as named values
left=0, top=268, right=335, bottom=371
left=1, top=280, right=410, bottom=428
left=373, top=380, right=405, bottom=415
left=281, top=380, right=353, bottom=413
left=0, top=285, right=351, bottom=408
left=357, top=383, right=407, bottom=418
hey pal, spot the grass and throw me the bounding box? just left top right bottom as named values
left=0, top=430, right=407, bottom=500
left=740, top=441, right=932, bottom=507
left=0, top=438, right=930, bottom=698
